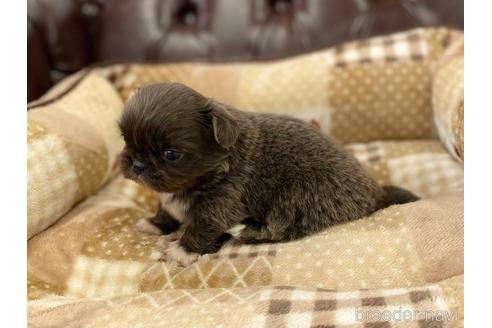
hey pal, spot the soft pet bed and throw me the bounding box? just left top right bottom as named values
left=28, top=27, right=464, bottom=328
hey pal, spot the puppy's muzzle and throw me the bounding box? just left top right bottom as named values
left=132, top=160, right=146, bottom=174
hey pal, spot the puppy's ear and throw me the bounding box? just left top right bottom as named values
left=208, top=101, right=238, bottom=149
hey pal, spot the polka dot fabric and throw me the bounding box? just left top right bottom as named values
left=67, top=143, right=109, bottom=201
left=329, top=62, right=432, bottom=143
left=432, top=33, right=464, bottom=161
left=27, top=278, right=64, bottom=300
left=271, top=208, right=425, bottom=290
left=82, top=208, right=158, bottom=261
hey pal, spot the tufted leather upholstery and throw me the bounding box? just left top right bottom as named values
left=27, top=0, right=463, bottom=102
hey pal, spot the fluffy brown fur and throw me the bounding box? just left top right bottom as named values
left=119, top=83, right=418, bottom=266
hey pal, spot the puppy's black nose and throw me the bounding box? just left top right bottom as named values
left=132, top=160, right=146, bottom=174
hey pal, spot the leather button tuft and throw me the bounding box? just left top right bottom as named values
left=182, top=11, right=197, bottom=26
left=80, top=2, right=100, bottom=18
left=175, top=1, right=199, bottom=27
left=270, top=0, right=293, bottom=13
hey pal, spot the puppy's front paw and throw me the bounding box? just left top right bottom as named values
left=135, top=218, right=162, bottom=235
left=164, top=240, right=199, bottom=267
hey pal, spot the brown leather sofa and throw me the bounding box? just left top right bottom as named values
left=27, top=0, right=463, bottom=102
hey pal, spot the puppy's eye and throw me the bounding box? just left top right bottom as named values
left=164, top=150, right=180, bottom=161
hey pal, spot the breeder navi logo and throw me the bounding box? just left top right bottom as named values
left=355, top=306, right=457, bottom=322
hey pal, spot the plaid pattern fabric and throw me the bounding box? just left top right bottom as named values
left=387, top=153, right=463, bottom=197
left=252, top=285, right=451, bottom=328
left=27, top=74, right=123, bottom=239
left=28, top=277, right=462, bottom=328
left=345, top=141, right=463, bottom=197
left=346, top=141, right=385, bottom=163
left=93, top=28, right=459, bottom=144
left=27, top=28, right=464, bottom=327
left=27, top=131, right=79, bottom=237
left=328, top=29, right=428, bottom=68
left=66, top=255, right=146, bottom=298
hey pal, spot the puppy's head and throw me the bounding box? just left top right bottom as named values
left=119, top=83, right=238, bottom=193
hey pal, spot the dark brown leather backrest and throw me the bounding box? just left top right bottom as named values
left=27, top=0, right=463, bottom=102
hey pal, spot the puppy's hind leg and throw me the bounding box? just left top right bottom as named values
left=236, top=218, right=291, bottom=244
left=226, top=217, right=272, bottom=244
left=237, top=209, right=305, bottom=244
left=236, top=224, right=275, bottom=244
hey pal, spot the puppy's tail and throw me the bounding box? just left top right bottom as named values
left=381, top=185, right=419, bottom=207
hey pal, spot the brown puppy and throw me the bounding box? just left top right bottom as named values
left=119, top=83, right=418, bottom=266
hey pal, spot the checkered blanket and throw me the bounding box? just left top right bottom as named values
left=29, top=278, right=462, bottom=327
left=28, top=28, right=464, bottom=327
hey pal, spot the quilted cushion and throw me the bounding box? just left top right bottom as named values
left=432, top=31, right=464, bottom=161
left=27, top=73, right=123, bottom=239
left=27, top=28, right=464, bottom=327
left=28, top=139, right=463, bottom=297
left=98, top=27, right=457, bottom=145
